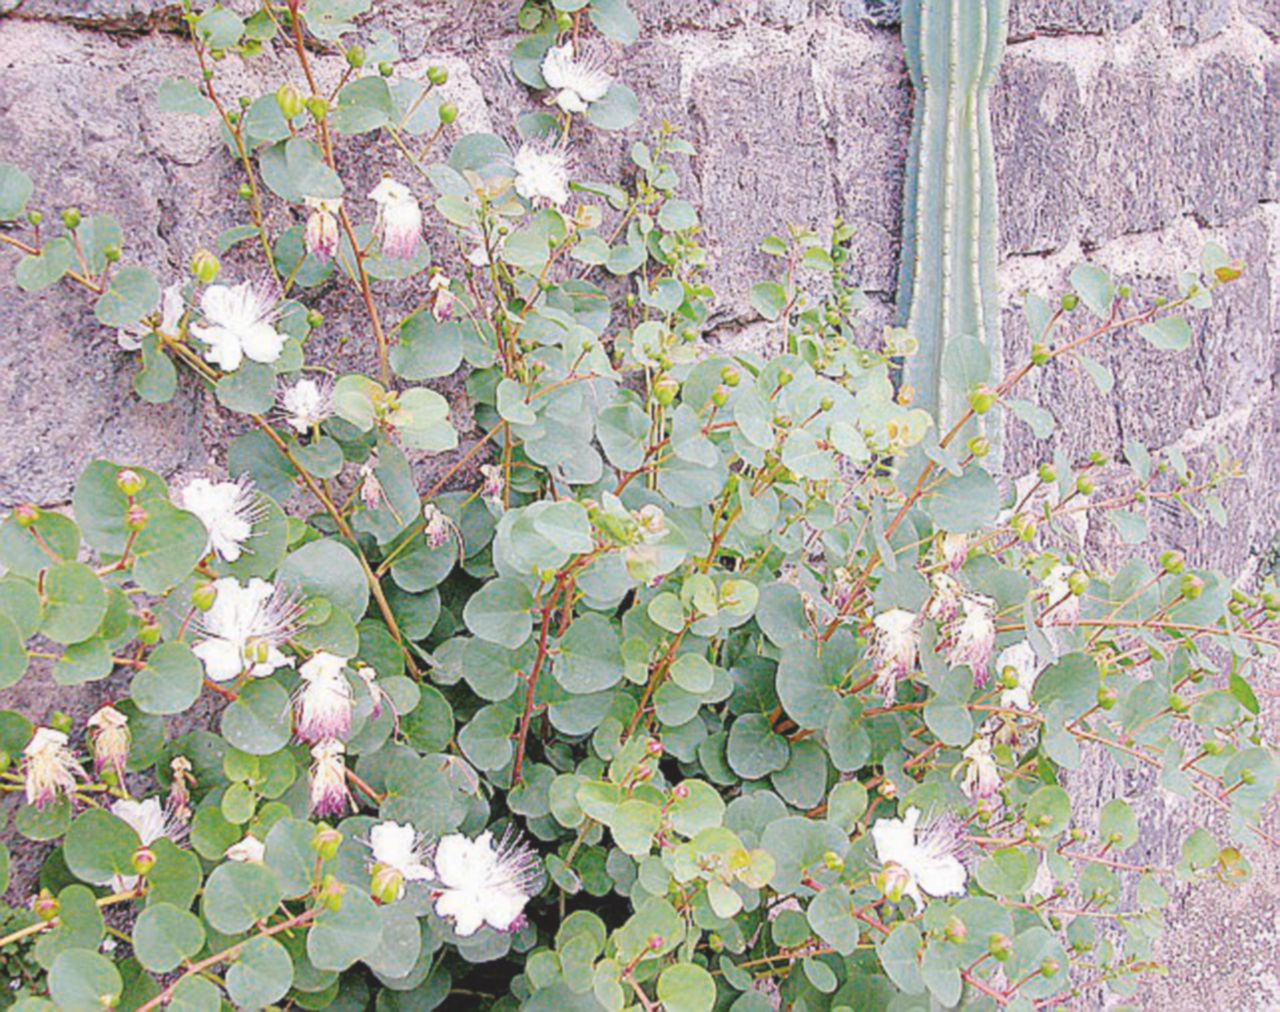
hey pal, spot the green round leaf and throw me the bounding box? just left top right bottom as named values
left=227, top=935, right=294, bottom=1008
left=202, top=861, right=283, bottom=934
left=41, top=562, right=107, bottom=645
left=133, top=903, right=206, bottom=974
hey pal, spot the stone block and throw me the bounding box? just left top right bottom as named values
left=688, top=53, right=837, bottom=315
left=1167, top=0, right=1232, bottom=45
left=1009, top=0, right=1151, bottom=36
left=1240, top=0, right=1280, bottom=40
left=823, top=49, right=912, bottom=294
left=1176, top=54, right=1268, bottom=226
left=1079, top=62, right=1180, bottom=247
left=993, top=56, right=1086, bottom=256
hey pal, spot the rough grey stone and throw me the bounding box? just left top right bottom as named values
left=993, top=57, right=1085, bottom=256
left=1008, top=0, right=1151, bottom=36
left=824, top=49, right=912, bottom=294
left=2, top=0, right=177, bottom=32
left=1079, top=62, right=1179, bottom=248
left=1177, top=55, right=1269, bottom=226
left=1268, top=58, right=1280, bottom=201
left=837, top=0, right=902, bottom=28
left=640, top=0, right=755, bottom=33
left=1240, top=0, right=1280, bottom=39
left=688, top=53, right=837, bottom=315
left=1167, top=0, right=1232, bottom=44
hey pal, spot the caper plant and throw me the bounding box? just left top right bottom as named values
left=0, top=1, right=1275, bottom=1009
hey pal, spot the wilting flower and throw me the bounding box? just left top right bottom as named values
left=303, top=196, right=342, bottom=261
left=939, top=532, right=969, bottom=572
left=428, top=270, right=456, bottom=322
left=1043, top=564, right=1080, bottom=625
left=513, top=144, right=571, bottom=206
left=926, top=572, right=964, bottom=624
left=960, top=737, right=1002, bottom=804
left=193, top=577, right=297, bottom=683
left=280, top=377, right=333, bottom=435
left=369, top=178, right=422, bottom=260
left=179, top=477, right=263, bottom=563
left=167, top=756, right=194, bottom=821
left=479, top=464, right=504, bottom=510
left=109, top=798, right=184, bottom=892
left=997, top=641, right=1041, bottom=712
left=830, top=567, right=857, bottom=613
left=86, top=705, right=130, bottom=785
left=358, top=455, right=384, bottom=511
left=117, top=282, right=183, bottom=351
left=23, top=728, right=82, bottom=810
left=225, top=835, right=266, bottom=863
left=309, top=741, right=352, bottom=819
left=422, top=503, right=452, bottom=550
left=541, top=43, right=612, bottom=113
left=871, top=609, right=919, bottom=705
left=294, top=652, right=353, bottom=745
left=190, top=280, right=286, bottom=371
left=947, top=593, right=997, bottom=687
left=872, top=807, right=967, bottom=908
left=367, top=820, right=434, bottom=902
left=634, top=504, right=668, bottom=542
left=432, top=830, right=542, bottom=936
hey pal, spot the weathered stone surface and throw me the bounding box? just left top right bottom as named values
left=1241, top=0, right=1280, bottom=39
left=1177, top=55, right=1269, bottom=226
left=688, top=52, right=837, bottom=315
left=823, top=47, right=912, bottom=294
left=1080, top=62, right=1179, bottom=247
left=1008, top=0, right=1151, bottom=37
left=993, top=57, right=1085, bottom=256
left=1267, top=57, right=1280, bottom=200
left=1167, top=0, right=1232, bottom=45
left=834, top=0, right=902, bottom=28
left=4, top=0, right=176, bottom=32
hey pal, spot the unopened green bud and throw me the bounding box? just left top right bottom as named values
left=1160, top=550, right=1186, bottom=575
left=822, top=850, right=844, bottom=873
left=1075, top=474, right=1095, bottom=495
left=776, top=368, right=794, bottom=388
left=1203, top=738, right=1225, bottom=756
left=379, top=61, right=394, bottom=77
left=720, top=364, right=741, bottom=387
left=653, top=375, right=679, bottom=406
left=1030, top=342, right=1051, bottom=366
left=306, top=96, right=329, bottom=120
left=62, top=207, right=82, bottom=230
left=877, top=863, right=911, bottom=903
left=647, top=933, right=665, bottom=951
left=370, top=863, right=405, bottom=904
left=1040, top=957, right=1061, bottom=979
left=1067, top=571, right=1089, bottom=596
left=103, top=243, right=122, bottom=263
left=988, top=933, right=1013, bottom=961
left=306, top=309, right=324, bottom=329
left=1061, top=293, right=1079, bottom=311
left=138, top=621, right=161, bottom=646
left=820, top=395, right=834, bottom=412
left=439, top=102, right=459, bottom=125
left=555, top=11, right=573, bottom=31
left=707, top=933, right=724, bottom=952
left=968, top=386, right=996, bottom=415
left=1180, top=573, right=1205, bottom=601
left=275, top=82, right=305, bottom=119
left=237, top=183, right=253, bottom=201
left=312, top=824, right=343, bottom=860
left=345, top=45, right=366, bottom=68
left=945, top=915, right=967, bottom=943
left=711, top=384, right=730, bottom=408
left=1089, top=450, right=1107, bottom=466
left=51, top=711, right=73, bottom=734
left=968, top=436, right=990, bottom=458
left=34, top=890, right=59, bottom=922
left=1038, top=463, right=1057, bottom=484
left=14, top=503, right=39, bottom=528
left=1239, top=768, right=1257, bottom=786
left=191, top=249, right=221, bottom=284
left=1097, top=686, right=1119, bottom=710
left=124, top=504, right=149, bottom=532
left=318, top=874, right=345, bottom=911
left=132, top=847, right=157, bottom=876
left=1168, top=692, right=1190, bottom=714
left=27, top=210, right=43, bottom=226
left=191, top=581, right=217, bottom=612
left=427, top=65, right=449, bottom=86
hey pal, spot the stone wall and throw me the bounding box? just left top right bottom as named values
left=1, top=0, right=1277, bottom=1007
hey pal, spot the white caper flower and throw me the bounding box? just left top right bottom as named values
left=541, top=43, right=612, bottom=113
left=190, top=280, right=286, bottom=372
